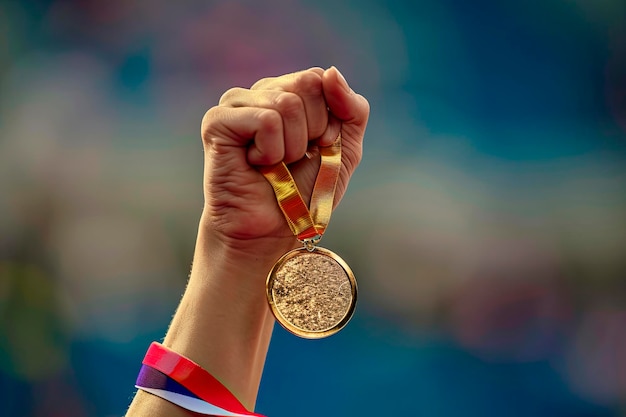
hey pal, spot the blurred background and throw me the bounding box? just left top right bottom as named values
left=1, top=0, right=625, bottom=416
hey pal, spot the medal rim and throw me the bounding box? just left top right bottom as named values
left=266, top=246, right=357, bottom=339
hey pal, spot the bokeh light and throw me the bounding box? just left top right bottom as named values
left=1, top=1, right=625, bottom=416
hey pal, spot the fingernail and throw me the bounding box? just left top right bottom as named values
left=332, top=66, right=352, bottom=93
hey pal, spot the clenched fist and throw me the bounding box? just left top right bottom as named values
left=200, top=66, right=370, bottom=252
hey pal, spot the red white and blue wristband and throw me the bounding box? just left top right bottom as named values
left=135, top=342, right=266, bottom=417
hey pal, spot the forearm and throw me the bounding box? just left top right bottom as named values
left=126, top=217, right=297, bottom=416
left=126, top=66, right=368, bottom=417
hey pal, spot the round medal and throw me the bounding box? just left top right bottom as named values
left=266, top=246, right=357, bottom=339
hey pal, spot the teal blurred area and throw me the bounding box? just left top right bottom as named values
left=1, top=0, right=625, bottom=416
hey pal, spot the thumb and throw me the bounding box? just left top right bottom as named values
left=321, top=66, right=370, bottom=146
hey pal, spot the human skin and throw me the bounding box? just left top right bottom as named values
left=125, top=66, right=369, bottom=416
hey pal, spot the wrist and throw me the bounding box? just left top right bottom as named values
left=160, top=216, right=296, bottom=409
left=195, top=212, right=300, bottom=273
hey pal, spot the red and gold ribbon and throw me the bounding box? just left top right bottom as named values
left=259, top=134, right=342, bottom=241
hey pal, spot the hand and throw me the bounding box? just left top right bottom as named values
left=200, top=67, right=370, bottom=253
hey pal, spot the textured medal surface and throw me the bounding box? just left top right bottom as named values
left=266, top=247, right=357, bottom=339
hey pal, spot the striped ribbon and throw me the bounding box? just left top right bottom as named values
left=135, top=342, right=266, bottom=417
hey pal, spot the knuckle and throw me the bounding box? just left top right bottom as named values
left=257, top=109, right=282, bottom=133
left=306, top=67, right=325, bottom=76
left=273, top=92, right=303, bottom=119
left=218, top=87, right=246, bottom=105
left=250, top=76, right=275, bottom=90
left=200, top=107, right=222, bottom=145
left=294, top=70, right=323, bottom=95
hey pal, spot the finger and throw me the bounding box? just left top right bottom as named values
left=247, top=109, right=285, bottom=165
left=250, top=67, right=324, bottom=89
left=201, top=106, right=285, bottom=165
left=322, top=66, right=370, bottom=136
left=218, top=89, right=308, bottom=164
left=318, top=113, right=342, bottom=147
left=251, top=68, right=328, bottom=140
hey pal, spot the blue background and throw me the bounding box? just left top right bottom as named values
left=1, top=1, right=625, bottom=416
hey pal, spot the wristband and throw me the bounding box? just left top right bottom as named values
left=135, top=342, right=266, bottom=417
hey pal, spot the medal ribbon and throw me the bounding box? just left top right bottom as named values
left=259, top=133, right=342, bottom=241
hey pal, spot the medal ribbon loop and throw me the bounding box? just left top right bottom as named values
left=259, top=134, right=342, bottom=242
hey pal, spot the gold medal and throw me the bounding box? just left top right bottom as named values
left=266, top=246, right=357, bottom=339
left=260, top=133, right=357, bottom=338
